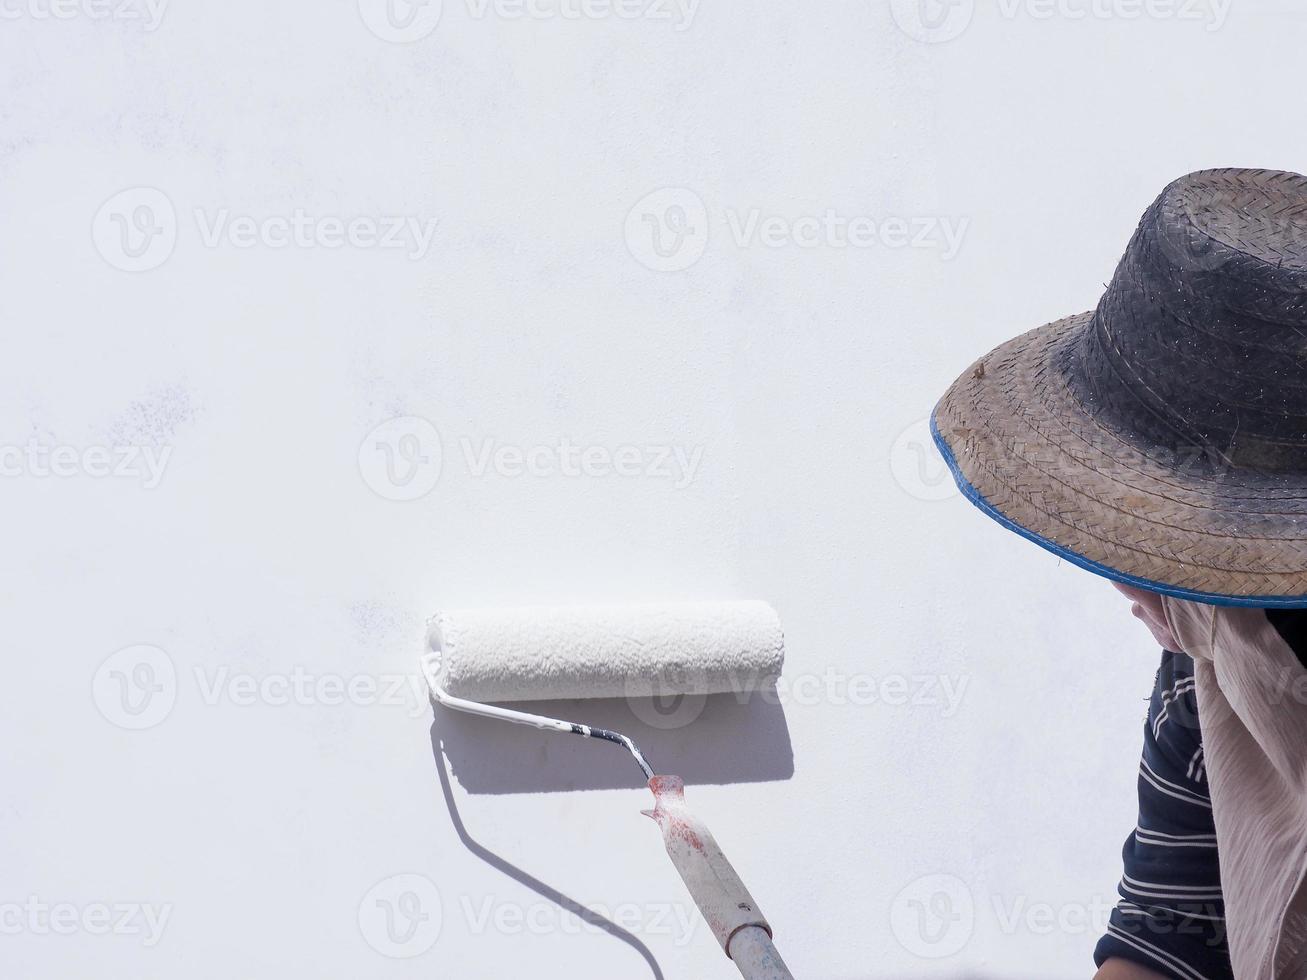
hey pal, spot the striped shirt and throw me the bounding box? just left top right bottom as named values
left=1095, top=612, right=1307, bottom=979
left=1094, top=650, right=1232, bottom=979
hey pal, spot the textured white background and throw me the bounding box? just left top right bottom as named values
left=2, top=0, right=1302, bottom=976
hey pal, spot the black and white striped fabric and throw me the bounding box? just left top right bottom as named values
left=1093, top=650, right=1232, bottom=980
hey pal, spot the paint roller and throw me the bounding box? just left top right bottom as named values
left=420, top=600, right=795, bottom=980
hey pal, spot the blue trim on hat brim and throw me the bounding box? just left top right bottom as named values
left=929, top=413, right=1307, bottom=609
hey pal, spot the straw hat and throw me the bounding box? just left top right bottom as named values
left=933, top=169, right=1307, bottom=607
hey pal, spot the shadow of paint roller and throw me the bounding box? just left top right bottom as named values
left=420, top=600, right=796, bottom=980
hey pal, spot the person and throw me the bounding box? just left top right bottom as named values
left=931, top=168, right=1307, bottom=979
left=1093, top=586, right=1307, bottom=979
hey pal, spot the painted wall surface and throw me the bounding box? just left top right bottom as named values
left=1, top=1, right=1294, bottom=977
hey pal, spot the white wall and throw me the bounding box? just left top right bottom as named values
left=2, top=1, right=1298, bottom=976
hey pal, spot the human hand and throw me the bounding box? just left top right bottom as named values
left=1113, top=583, right=1183, bottom=653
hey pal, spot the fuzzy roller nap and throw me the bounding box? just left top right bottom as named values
left=420, top=600, right=794, bottom=980
left=429, top=600, right=785, bottom=702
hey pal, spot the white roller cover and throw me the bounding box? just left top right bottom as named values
left=428, top=600, right=785, bottom=702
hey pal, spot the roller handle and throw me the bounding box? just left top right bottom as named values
left=643, top=776, right=795, bottom=980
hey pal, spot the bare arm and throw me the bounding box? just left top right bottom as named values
left=1093, top=959, right=1171, bottom=980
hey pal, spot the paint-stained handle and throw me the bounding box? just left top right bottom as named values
left=644, top=776, right=795, bottom=980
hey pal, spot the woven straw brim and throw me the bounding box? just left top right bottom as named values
left=933, top=313, right=1307, bottom=607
